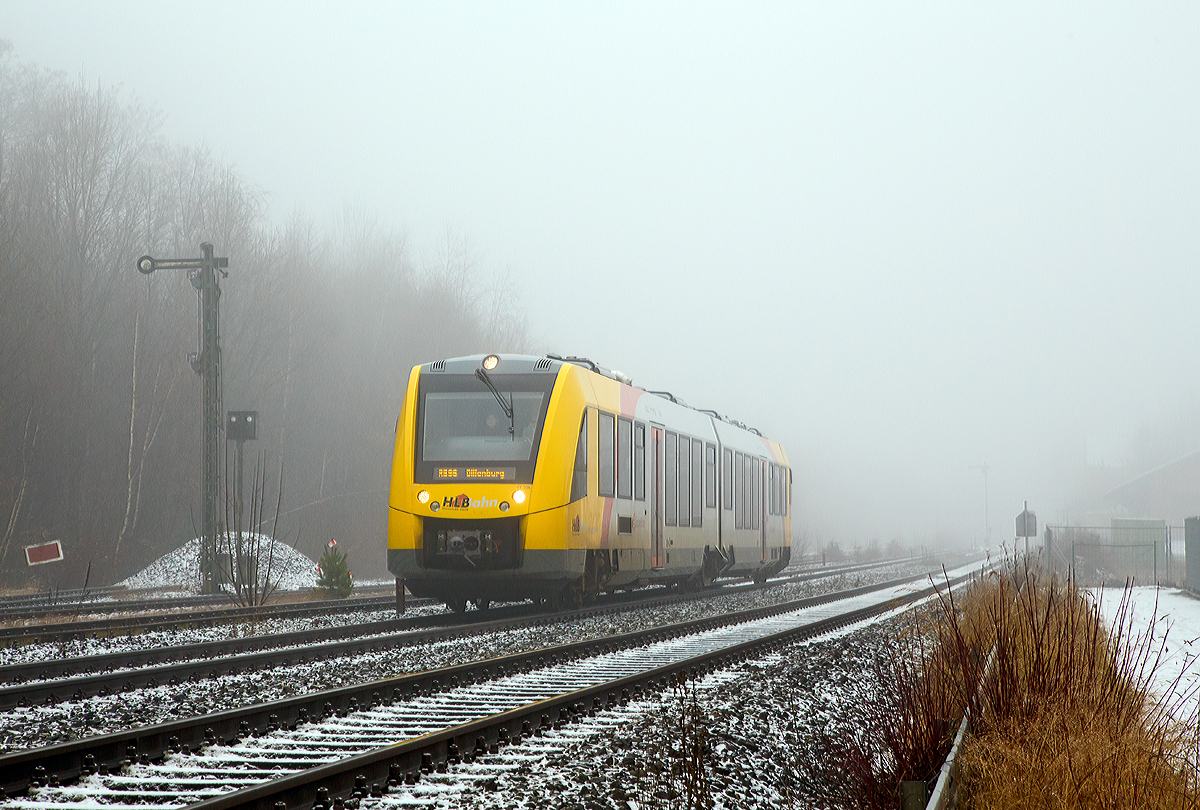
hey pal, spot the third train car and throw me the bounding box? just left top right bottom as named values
left=387, top=353, right=792, bottom=612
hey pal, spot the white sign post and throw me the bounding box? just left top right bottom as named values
left=1015, top=502, right=1037, bottom=560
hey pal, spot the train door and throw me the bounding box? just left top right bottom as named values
left=760, top=459, right=768, bottom=562
left=651, top=426, right=664, bottom=569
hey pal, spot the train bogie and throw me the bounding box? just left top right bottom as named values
left=387, top=354, right=792, bottom=610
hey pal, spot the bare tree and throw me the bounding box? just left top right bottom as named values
left=0, top=49, right=532, bottom=587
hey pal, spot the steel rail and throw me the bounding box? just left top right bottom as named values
left=195, top=580, right=969, bottom=810
left=0, top=586, right=125, bottom=609
left=0, top=556, right=932, bottom=644
left=0, top=584, right=400, bottom=623
left=0, top=595, right=409, bottom=647
left=0, top=593, right=232, bottom=623
left=0, top=565, right=980, bottom=802
left=0, top=557, right=938, bottom=710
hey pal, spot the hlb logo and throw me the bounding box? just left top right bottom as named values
left=442, top=494, right=498, bottom=510
left=572, top=515, right=581, bottom=533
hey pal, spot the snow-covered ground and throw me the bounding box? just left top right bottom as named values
left=0, top=563, right=933, bottom=754
left=367, top=594, right=933, bottom=809
left=1091, top=586, right=1200, bottom=724
left=5, top=563, right=932, bottom=668
left=116, top=535, right=319, bottom=592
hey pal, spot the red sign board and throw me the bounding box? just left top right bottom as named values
left=25, top=541, right=63, bottom=566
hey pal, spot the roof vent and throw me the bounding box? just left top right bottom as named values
left=429, top=360, right=446, bottom=372
left=534, top=357, right=554, bottom=371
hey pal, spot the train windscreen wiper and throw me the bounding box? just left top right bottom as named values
left=474, top=368, right=515, bottom=440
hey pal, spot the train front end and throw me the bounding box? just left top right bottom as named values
left=387, top=354, right=580, bottom=609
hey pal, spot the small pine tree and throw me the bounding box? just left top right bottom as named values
left=317, top=540, right=354, bottom=598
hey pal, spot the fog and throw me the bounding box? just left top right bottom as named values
left=4, top=2, right=1199, bottom=555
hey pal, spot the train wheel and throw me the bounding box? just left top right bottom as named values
left=547, top=592, right=563, bottom=612
left=476, top=598, right=491, bottom=611
left=446, top=598, right=467, bottom=613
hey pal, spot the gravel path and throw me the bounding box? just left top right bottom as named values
left=0, top=564, right=928, bottom=755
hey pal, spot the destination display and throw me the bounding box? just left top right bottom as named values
left=434, top=466, right=516, bottom=481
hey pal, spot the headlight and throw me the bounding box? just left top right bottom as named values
left=417, top=490, right=430, bottom=504
left=483, top=354, right=499, bottom=370
left=513, top=490, right=526, bottom=504
left=430, top=501, right=440, bottom=512
left=499, top=501, right=510, bottom=512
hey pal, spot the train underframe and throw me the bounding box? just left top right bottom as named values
left=387, top=539, right=790, bottom=613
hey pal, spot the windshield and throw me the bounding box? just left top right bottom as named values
left=421, top=391, right=546, bottom=462
left=414, top=370, right=556, bottom=484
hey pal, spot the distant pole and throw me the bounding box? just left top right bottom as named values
left=970, top=463, right=992, bottom=549
left=137, top=244, right=230, bottom=594
left=1022, top=501, right=1032, bottom=556
left=237, top=439, right=244, bottom=533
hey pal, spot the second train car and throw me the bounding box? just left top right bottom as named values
left=387, top=353, right=792, bottom=611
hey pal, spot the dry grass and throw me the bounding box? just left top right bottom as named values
left=829, top=572, right=997, bottom=806
left=962, top=705, right=1197, bottom=809
left=956, top=565, right=1200, bottom=809
left=836, top=560, right=1200, bottom=809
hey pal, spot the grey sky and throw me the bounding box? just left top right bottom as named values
left=4, top=2, right=1199, bottom=547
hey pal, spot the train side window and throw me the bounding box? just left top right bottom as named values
left=751, top=458, right=760, bottom=530
left=769, top=464, right=776, bottom=516
left=617, top=416, right=633, bottom=500
left=705, top=443, right=717, bottom=509
left=678, top=435, right=691, bottom=528
left=784, top=466, right=790, bottom=516
left=742, top=453, right=751, bottom=529
left=691, top=438, right=703, bottom=526
left=634, top=422, right=646, bottom=501
left=734, top=451, right=743, bottom=529
left=665, top=432, right=677, bottom=526
left=570, top=411, right=587, bottom=502
left=598, top=412, right=615, bottom=498
left=723, top=448, right=733, bottom=511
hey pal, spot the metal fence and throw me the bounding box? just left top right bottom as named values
left=1044, top=523, right=1184, bottom=587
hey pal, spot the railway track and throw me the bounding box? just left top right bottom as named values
left=0, top=585, right=125, bottom=608
left=0, top=583, right=402, bottom=622
left=0, top=558, right=919, bottom=645
left=0, top=558, right=940, bottom=710
left=0, top=594, right=412, bottom=647
left=0, top=593, right=238, bottom=623
left=0, top=561, right=985, bottom=809
left=0, top=583, right=402, bottom=628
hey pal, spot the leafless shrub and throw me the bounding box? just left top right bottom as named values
left=634, top=672, right=715, bottom=810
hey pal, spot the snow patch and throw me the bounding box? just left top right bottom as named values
left=117, top=535, right=319, bottom=593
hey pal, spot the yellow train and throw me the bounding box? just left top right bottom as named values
left=387, top=353, right=792, bottom=611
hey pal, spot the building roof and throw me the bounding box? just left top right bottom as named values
left=1105, top=450, right=1200, bottom=523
